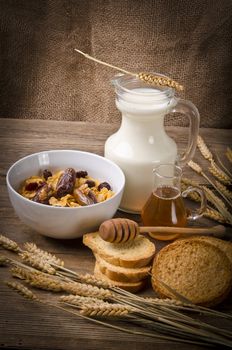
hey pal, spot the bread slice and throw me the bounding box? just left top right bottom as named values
left=95, top=254, right=151, bottom=283
left=152, top=239, right=232, bottom=307
left=94, top=262, right=147, bottom=293
left=83, top=232, right=155, bottom=268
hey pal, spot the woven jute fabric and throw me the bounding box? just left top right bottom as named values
left=0, top=0, right=232, bottom=128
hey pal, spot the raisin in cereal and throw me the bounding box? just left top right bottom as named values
left=19, top=168, right=114, bottom=207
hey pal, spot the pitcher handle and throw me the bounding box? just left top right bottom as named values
left=182, top=186, right=207, bottom=220
left=170, top=98, right=200, bottom=166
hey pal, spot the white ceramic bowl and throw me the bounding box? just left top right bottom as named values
left=6, top=150, right=125, bottom=239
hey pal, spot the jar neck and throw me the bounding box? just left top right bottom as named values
left=115, top=85, right=176, bottom=118
left=153, top=164, right=182, bottom=193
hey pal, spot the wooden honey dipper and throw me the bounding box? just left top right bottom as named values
left=99, top=218, right=226, bottom=242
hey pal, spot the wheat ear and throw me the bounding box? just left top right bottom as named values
left=181, top=179, right=201, bottom=202
left=0, top=254, right=9, bottom=266
left=204, top=207, right=228, bottom=224
left=215, top=181, right=232, bottom=200
left=74, top=49, right=184, bottom=91
left=11, top=267, right=64, bottom=292
left=62, top=281, right=112, bottom=299
left=24, top=242, right=64, bottom=267
left=46, top=263, right=111, bottom=289
left=187, top=160, right=232, bottom=209
left=74, top=273, right=111, bottom=289
left=197, top=136, right=213, bottom=161
left=181, top=182, right=227, bottom=223
left=226, top=147, right=232, bottom=163
left=181, top=183, right=201, bottom=202
left=209, top=161, right=231, bottom=185
left=6, top=281, right=39, bottom=300
left=11, top=266, right=41, bottom=279
left=0, top=234, right=21, bottom=252
left=19, top=251, right=56, bottom=275
left=197, top=136, right=232, bottom=181
left=201, top=186, right=226, bottom=209
left=203, top=187, right=232, bottom=224
left=60, top=295, right=106, bottom=307
left=80, top=304, right=134, bottom=317
left=137, top=72, right=184, bottom=91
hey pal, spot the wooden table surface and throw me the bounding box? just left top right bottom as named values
left=0, top=118, right=231, bottom=350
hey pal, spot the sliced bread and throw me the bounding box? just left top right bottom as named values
left=94, top=262, right=147, bottom=293
left=95, top=254, right=151, bottom=283
left=152, top=239, right=232, bottom=307
left=83, top=232, right=156, bottom=268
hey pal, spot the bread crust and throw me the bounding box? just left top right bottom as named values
left=83, top=232, right=156, bottom=268
left=180, top=236, right=232, bottom=264
left=94, top=262, right=147, bottom=293
left=95, top=254, right=151, bottom=282
left=152, top=239, right=232, bottom=307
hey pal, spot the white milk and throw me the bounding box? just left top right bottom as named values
left=105, top=87, right=178, bottom=213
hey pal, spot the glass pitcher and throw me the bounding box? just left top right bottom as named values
left=104, top=73, right=200, bottom=213
left=141, top=164, right=207, bottom=240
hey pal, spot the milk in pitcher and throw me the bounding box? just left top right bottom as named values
left=105, top=74, right=200, bottom=213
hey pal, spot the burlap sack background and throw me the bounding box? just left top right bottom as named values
left=0, top=0, right=231, bottom=128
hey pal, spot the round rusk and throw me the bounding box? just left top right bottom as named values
left=152, top=239, right=232, bottom=307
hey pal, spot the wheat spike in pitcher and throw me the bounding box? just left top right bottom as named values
left=104, top=73, right=200, bottom=213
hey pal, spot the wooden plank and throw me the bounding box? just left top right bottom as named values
left=0, top=118, right=232, bottom=350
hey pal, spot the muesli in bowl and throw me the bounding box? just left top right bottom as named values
left=19, top=167, right=114, bottom=207
left=6, top=150, right=125, bottom=239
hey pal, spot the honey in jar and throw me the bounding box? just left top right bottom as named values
left=141, top=185, right=188, bottom=228
left=141, top=164, right=207, bottom=240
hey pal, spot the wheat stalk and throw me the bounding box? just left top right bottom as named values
left=4, top=280, right=182, bottom=345
left=209, top=160, right=231, bottom=185
left=197, top=136, right=213, bottom=161
left=44, top=262, right=111, bottom=289
left=0, top=235, right=21, bottom=252
left=24, top=243, right=64, bottom=267
left=215, top=152, right=232, bottom=178
left=74, top=49, right=184, bottom=91
left=6, top=283, right=228, bottom=347
left=226, top=147, right=232, bottom=163
left=4, top=241, right=232, bottom=348
left=144, top=297, right=232, bottom=320
left=19, top=251, right=56, bottom=274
